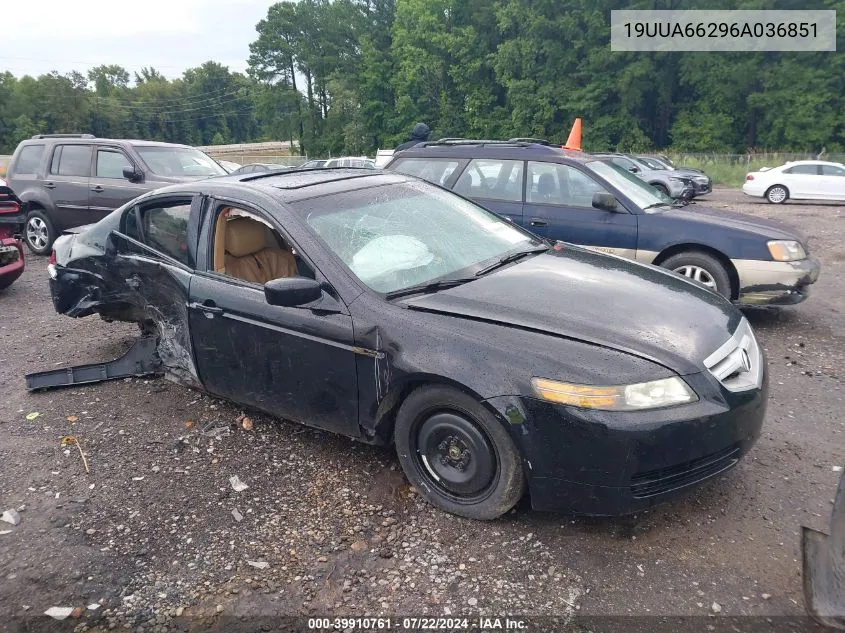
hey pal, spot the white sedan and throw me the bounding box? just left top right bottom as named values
left=743, top=160, right=845, bottom=204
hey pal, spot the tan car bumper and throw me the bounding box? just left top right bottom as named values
left=734, top=257, right=821, bottom=306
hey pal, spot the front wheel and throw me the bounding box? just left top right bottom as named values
left=394, top=385, right=525, bottom=520
left=24, top=210, right=55, bottom=255
left=660, top=251, right=733, bottom=299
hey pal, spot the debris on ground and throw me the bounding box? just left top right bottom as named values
left=25, top=412, right=40, bottom=421
left=1, top=509, right=21, bottom=526
left=232, top=509, right=244, bottom=522
left=202, top=421, right=230, bottom=438
left=711, top=602, right=722, bottom=613
left=60, top=435, right=90, bottom=473
left=66, top=415, right=78, bottom=423
left=238, top=414, right=254, bottom=431
left=229, top=475, right=249, bottom=492
left=44, top=606, right=74, bottom=620
left=247, top=560, right=269, bottom=569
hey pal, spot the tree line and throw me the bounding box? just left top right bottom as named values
left=1, top=0, right=843, bottom=157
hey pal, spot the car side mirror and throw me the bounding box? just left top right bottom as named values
left=592, top=192, right=620, bottom=212
left=629, top=166, right=640, bottom=173
left=123, top=166, right=143, bottom=183
left=264, top=277, right=323, bottom=307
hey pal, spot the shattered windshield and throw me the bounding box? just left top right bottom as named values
left=296, top=181, right=542, bottom=294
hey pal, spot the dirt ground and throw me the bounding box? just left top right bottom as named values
left=0, top=188, right=843, bottom=633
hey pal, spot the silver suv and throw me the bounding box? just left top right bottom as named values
left=593, top=153, right=695, bottom=200
left=6, top=134, right=226, bottom=254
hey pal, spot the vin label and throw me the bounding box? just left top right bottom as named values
left=610, top=10, right=836, bottom=52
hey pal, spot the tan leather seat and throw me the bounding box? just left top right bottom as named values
left=223, top=216, right=297, bottom=285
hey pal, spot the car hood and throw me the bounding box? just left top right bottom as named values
left=660, top=205, right=807, bottom=244
left=401, top=247, right=741, bottom=376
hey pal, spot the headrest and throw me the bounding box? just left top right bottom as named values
left=225, top=217, right=267, bottom=258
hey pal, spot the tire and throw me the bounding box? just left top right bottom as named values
left=660, top=250, right=733, bottom=299
left=765, top=185, right=789, bottom=204
left=652, top=183, right=670, bottom=197
left=24, top=209, right=55, bottom=255
left=394, top=385, right=525, bottom=520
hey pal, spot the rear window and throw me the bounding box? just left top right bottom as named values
left=11, top=144, right=45, bottom=176
left=785, top=164, right=820, bottom=175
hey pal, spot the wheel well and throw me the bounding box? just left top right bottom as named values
left=370, top=378, right=489, bottom=445
left=652, top=244, right=739, bottom=300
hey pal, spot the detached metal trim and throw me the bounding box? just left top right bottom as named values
left=25, top=335, right=162, bottom=391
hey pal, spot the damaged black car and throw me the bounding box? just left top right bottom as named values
left=34, top=169, right=767, bottom=519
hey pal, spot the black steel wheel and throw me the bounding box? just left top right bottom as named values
left=394, top=385, right=525, bottom=520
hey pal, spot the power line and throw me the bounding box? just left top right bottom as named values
left=90, top=94, right=257, bottom=116
left=90, top=89, right=258, bottom=112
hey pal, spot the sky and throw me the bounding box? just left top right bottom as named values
left=2, top=0, right=278, bottom=81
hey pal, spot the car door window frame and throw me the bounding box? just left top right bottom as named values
left=50, top=144, right=94, bottom=178
left=95, top=146, right=137, bottom=179
left=114, top=194, right=203, bottom=271
left=452, top=158, right=525, bottom=203
left=196, top=197, right=345, bottom=309
left=821, top=165, right=845, bottom=177
left=525, top=161, right=619, bottom=211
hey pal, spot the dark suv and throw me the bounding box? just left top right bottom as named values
left=6, top=134, right=227, bottom=254
left=384, top=139, right=820, bottom=306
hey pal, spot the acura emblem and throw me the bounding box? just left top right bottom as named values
left=739, top=349, right=752, bottom=372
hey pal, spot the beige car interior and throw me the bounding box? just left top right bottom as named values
left=213, top=208, right=298, bottom=285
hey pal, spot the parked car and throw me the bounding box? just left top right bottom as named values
left=592, top=153, right=695, bottom=200
left=5, top=134, right=228, bottom=255
left=743, top=160, right=845, bottom=204
left=374, top=149, right=395, bottom=168
left=44, top=169, right=767, bottom=519
left=0, top=179, right=26, bottom=290
left=297, top=159, right=327, bottom=169
left=229, top=163, right=292, bottom=175
left=385, top=139, right=820, bottom=305
left=323, top=156, right=376, bottom=169
left=636, top=155, right=712, bottom=197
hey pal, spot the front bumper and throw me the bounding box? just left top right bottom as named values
left=0, top=238, right=24, bottom=289
left=667, top=180, right=693, bottom=199
left=691, top=179, right=712, bottom=196
left=734, top=256, right=821, bottom=306
left=486, top=368, right=767, bottom=515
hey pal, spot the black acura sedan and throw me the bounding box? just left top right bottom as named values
left=42, top=169, right=767, bottom=519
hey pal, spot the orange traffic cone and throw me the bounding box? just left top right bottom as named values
left=563, top=118, right=582, bottom=151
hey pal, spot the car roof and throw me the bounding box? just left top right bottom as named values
left=782, top=160, right=845, bottom=167
left=203, top=168, right=411, bottom=203
left=20, top=136, right=194, bottom=149
left=390, top=141, right=593, bottom=163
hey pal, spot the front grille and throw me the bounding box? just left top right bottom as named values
left=703, top=317, right=764, bottom=392
left=630, top=444, right=741, bottom=498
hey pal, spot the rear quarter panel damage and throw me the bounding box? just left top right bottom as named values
left=53, top=231, right=201, bottom=388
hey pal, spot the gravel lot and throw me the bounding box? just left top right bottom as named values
left=1, top=188, right=843, bottom=632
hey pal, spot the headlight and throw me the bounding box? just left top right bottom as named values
left=668, top=177, right=685, bottom=183
left=531, top=376, right=698, bottom=411
left=767, top=240, right=806, bottom=262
